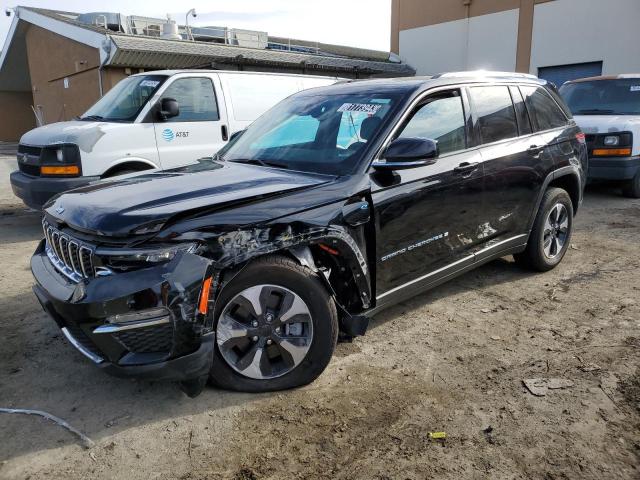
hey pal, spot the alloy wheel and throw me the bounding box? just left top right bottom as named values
left=543, top=203, right=569, bottom=259
left=216, top=284, right=313, bottom=380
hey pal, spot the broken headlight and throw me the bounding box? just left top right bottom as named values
left=99, top=243, right=199, bottom=270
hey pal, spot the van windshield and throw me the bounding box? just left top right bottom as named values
left=559, top=79, right=640, bottom=116
left=79, top=75, right=167, bottom=122
left=219, top=92, right=401, bottom=175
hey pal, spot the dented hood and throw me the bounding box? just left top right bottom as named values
left=44, top=161, right=333, bottom=236
left=20, top=121, right=108, bottom=152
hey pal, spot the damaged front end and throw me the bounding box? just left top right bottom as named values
left=31, top=194, right=374, bottom=394
left=162, top=198, right=375, bottom=340
left=31, top=235, right=215, bottom=390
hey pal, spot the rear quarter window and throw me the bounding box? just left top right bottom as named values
left=520, top=85, right=569, bottom=131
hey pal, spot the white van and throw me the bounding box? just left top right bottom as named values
left=10, top=70, right=337, bottom=209
left=559, top=74, right=640, bottom=198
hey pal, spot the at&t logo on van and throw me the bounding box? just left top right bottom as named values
left=162, top=129, right=174, bottom=142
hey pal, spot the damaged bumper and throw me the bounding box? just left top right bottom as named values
left=31, top=240, right=214, bottom=382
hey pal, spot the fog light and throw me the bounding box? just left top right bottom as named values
left=603, top=136, right=620, bottom=146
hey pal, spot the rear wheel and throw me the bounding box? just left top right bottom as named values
left=209, top=255, right=338, bottom=392
left=515, top=187, right=573, bottom=272
left=622, top=172, right=640, bottom=198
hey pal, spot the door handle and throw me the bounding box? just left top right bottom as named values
left=527, top=145, right=544, bottom=157
left=453, top=162, right=480, bottom=174
left=221, top=124, right=229, bottom=141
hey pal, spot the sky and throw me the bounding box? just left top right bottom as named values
left=0, top=0, right=392, bottom=52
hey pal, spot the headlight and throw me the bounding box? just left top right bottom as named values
left=100, top=243, right=199, bottom=267
left=603, top=135, right=620, bottom=146
left=55, top=148, right=64, bottom=162
left=132, top=221, right=166, bottom=235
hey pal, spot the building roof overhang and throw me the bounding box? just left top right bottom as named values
left=0, top=6, right=415, bottom=93
left=105, top=35, right=415, bottom=76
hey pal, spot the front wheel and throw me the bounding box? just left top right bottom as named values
left=622, top=171, right=640, bottom=198
left=515, top=187, right=573, bottom=272
left=209, top=255, right=338, bottom=392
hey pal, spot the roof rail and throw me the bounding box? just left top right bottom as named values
left=433, top=70, right=538, bottom=80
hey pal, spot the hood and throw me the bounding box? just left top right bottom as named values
left=44, top=161, right=333, bottom=236
left=572, top=115, right=640, bottom=134
left=20, top=121, right=108, bottom=153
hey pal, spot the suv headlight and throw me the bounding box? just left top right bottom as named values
left=603, top=135, right=620, bottom=146
left=98, top=243, right=199, bottom=269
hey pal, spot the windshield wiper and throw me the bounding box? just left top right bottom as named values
left=79, top=115, right=104, bottom=121
left=230, top=158, right=289, bottom=169
left=230, top=158, right=268, bottom=167
left=574, top=109, right=615, bottom=115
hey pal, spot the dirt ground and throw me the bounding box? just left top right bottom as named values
left=0, top=151, right=638, bottom=479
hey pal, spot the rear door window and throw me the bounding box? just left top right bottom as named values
left=469, top=86, right=519, bottom=144
left=397, top=91, right=466, bottom=155
left=509, top=86, right=533, bottom=136
left=160, top=77, right=219, bottom=122
left=520, top=86, right=568, bottom=131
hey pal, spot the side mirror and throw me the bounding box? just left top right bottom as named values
left=229, top=129, right=245, bottom=142
left=158, top=98, right=179, bottom=120
left=372, top=137, right=439, bottom=170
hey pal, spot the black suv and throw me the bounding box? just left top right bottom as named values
left=31, top=73, right=587, bottom=396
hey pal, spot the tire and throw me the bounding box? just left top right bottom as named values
left=103, top=168, right=147, bottom=179
left=622, top=172, right=640, bottom=198
left=209, top=254, right=338, bottom=392
left=515, top=187, right=573, bottom=272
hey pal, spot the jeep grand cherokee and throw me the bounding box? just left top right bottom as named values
left=31, top=72, right=587, bottom=396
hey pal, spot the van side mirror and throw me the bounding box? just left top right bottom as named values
left=229, top=129, right=245, bottom=142
left=372, top=137, right=439, bottom=170
left=158, top=98, right=179, bottom=120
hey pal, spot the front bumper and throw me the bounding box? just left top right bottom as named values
left=587, top=155, right=640, bottom=180
left=10, top=171, right=99, bottom=210
left=31, top=240, right=214, bottom=382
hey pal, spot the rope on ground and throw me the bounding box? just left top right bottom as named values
left=0, top=408, right=95, bottom=449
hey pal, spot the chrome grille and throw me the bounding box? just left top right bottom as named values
left=42, top=220, right=94, bottom=282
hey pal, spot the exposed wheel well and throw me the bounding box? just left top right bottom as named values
left=282, top=245, right=365, bottom=313
left=548, top=174, right=580, bottom=214
left=102, top=162, right=154, bottom=178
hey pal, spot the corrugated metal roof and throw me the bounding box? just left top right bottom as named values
left=106, top=35, right=415, bottom=76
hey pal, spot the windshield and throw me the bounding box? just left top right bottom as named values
left=80, top=75, right=167, bottom=122
left=219, top=92, right=402, bottom=175
left=559, top=79, right=640, bottom=115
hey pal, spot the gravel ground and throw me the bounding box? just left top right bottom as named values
left=0, top=152, right=638, bottom=479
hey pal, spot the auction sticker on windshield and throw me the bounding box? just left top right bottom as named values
left=338, top=103, right=382, bottom=114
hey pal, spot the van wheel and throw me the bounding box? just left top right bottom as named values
left=103, top=169, right=138, bottom=178
left=622, top=172, right=640, bottom=198
left=209, top=255, right=338, bottom=392
left=515, top=188, right=573, bottom=272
